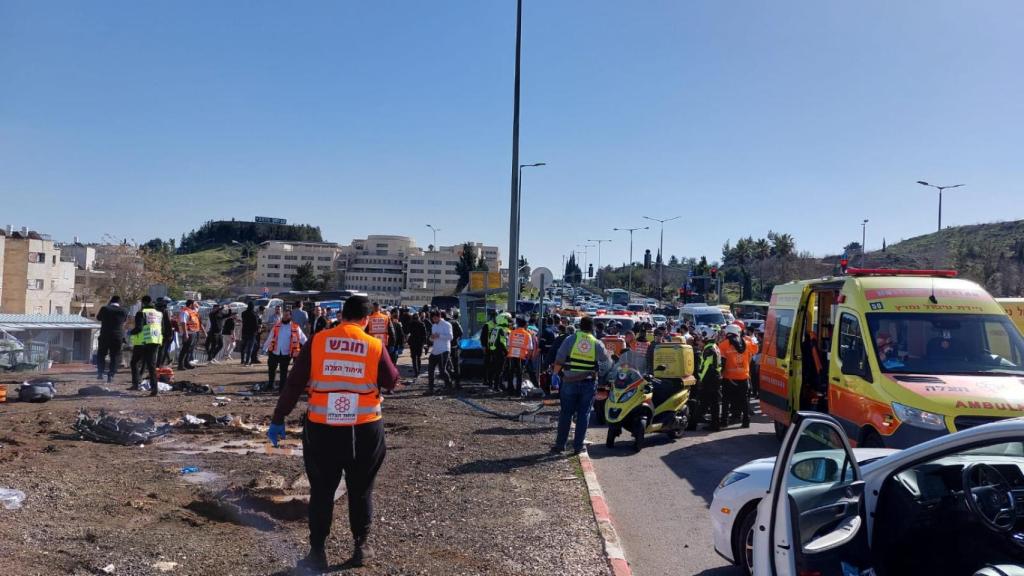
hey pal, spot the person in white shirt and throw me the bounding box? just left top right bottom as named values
left=260, top=309, right=308, bottom=392
left=426, top=310, right=453, bottom=394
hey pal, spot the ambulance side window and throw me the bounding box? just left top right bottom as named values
left=772, top=309, right=795, bottom=359
left=838, top=313, right=872, bottom=381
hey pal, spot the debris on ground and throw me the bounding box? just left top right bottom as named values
left=0, top=488, right=26, bottom=510
left=176, top=413, right=233, bottom=428
left=77, top=385, right=118, bottom=397
left=152, top=560, right=178, bottom=572
left=174, top=381, right=212, bottom=394
left=19, top=379, right=55, bottom=402
left=180, top=466, right=200, bottom=474
left=72, top=409, right=172, bottom=445
left=139, top=380, right=174, bottom=392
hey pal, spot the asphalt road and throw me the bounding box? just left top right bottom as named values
left=586, top=400, right=781, bottom=576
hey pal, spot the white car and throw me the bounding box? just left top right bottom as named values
left=752, top=413, right=1024, bottom=576
left=711, top=447, right=897, bottom=575
left=651, top=314, right=668, bottom=328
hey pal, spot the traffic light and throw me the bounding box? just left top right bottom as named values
left=588, top=264, right=594, bottom=278
left=710, top=266, right=718, bottom=280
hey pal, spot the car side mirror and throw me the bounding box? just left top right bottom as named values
left=791, top=457, right=840, bottom=484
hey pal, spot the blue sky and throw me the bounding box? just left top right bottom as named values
left=2, top=1, right=1022, bottom=274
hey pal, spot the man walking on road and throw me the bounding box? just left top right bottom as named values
left=552, top=316, right=611, bottom=455
left=240, top=302, right=260, bottom=366
left=261, top=308, right=307, bottom=392
left=205, top=304, right=226, bottom=364
left=177, top=300, right=204, bottom=370
left=719, top=324, right=757, bottom=428
left=95, top=295, right=128, bottom=382
left=426, top=310, right=453, bottom=394
left=267, top=296, right=399, bottom=572
left=404, top=309, right=426, bottom=377
left=128, top=295, right=164, bottom=396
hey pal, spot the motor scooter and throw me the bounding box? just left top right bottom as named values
left=605, top=366, right=693, bottom=452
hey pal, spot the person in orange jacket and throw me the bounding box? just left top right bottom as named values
left=719, top=324, right=758, bottom=428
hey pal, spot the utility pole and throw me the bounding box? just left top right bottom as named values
left=643, top=215, right=680, bottom=302
left=916, top=181, right=964, bottom=231
left=506, top=0, right=524, bottom=308
left=587, top=238, right=612, bottom=290
left=613, top=226, right=648, bottom=296
left=861, top=219, right=869, bottom=265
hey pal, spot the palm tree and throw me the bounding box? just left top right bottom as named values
left=768, top=231, right=796, bottom=281
left=754, top=238, right=771, bottom=297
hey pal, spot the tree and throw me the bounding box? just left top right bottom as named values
left=754, top=238, right=771, bottom=297
left=518, top=255, right=530, bottom=280
left=843, top=242, right=862, bottom=254
left=564, top=253, right=582, bottom=285
left=768, top=231, right=796, bottom=281
left=668, top=254, right=680, bottom=267
left=475, top=253, right=489, bottom=271
left=291, top=262, right=321, bottom=290
left=455, top=242, right=478, bottom=293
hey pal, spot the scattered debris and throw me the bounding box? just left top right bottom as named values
left=77, top=385, right=118, bottom=397
left=73, top=409, right=172, bottom=446
left=181, top=466, right=200, bottom=474
left=176, top=414, right=233, bottom=428
left=0, top=488, right=26, bottom=510
left=100, top=563, right=115, bottom=574
left=19, top=379, right=55, bottom=402
left=152, top=560, right=178, bottom=572
left=175, top=381, right=212, bottom=394
left=180, top=414, right=206, bottom=427
left=139, top=380, right=173, bottom=392
left=214, top=396, right=230, bottom=402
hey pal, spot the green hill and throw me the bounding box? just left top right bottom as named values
left=863, top=220, right=1024, bottom=297
left=178, top=220, right=322, bottom=254
left=170, top=246, right=255, bottom=298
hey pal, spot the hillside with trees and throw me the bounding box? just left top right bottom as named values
left=173, top=220, right=323, bottom=254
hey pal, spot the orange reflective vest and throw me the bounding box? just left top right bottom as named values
left=507, top=328, right=533, bottom=359
left=721, top=336, right=758, bottom=380
left=268, top=322, right=302, bottom=358
left=633, top=340, right=651, bottom=356
left=184, top=308, right=201, bottom=332
left=306, top=323, right=383, bottom=427
left=366, top=312, right=390, bottom=346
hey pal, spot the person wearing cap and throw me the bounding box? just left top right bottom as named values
left=267, top=296, right=400, bottom=571
left=719, top=324, right=757, bottom=428
left=552, top=315, right=612, bottom=455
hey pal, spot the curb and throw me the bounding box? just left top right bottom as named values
left=578, top=451, right=632, bottom=576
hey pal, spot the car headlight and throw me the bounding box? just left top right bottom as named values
left=618, top=388, right=637, bottom=403
left=717, top=471, right=749, bottom=491
left=892, top=402, right=946, bottom=430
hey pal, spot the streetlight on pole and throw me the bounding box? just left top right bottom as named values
left=518, top=162, right=546, bottom=230
left=613, top=226, right=648, bottom=295
left=426, top=224, right=442, bottom=296
left=506, top=0, right=525, bottom=309
left=587, top=239, right=612, bottom=290
left=916, top=181, right=964, bottom=231
left=861, top=219, right=869, bottom=265
left=643, top=215, right=680, bottom=301
left=577, top=244, right=595, bottom=285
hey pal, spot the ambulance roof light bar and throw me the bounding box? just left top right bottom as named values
left=845, top=267, right=958, bottom=278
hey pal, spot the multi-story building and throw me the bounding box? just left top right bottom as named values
left=404, top=243, right=502, bottom=294
left=335, top=235, right=417, bottom=306
left=0, top=227, right=75, bottom=315
left=255, top=240, right=340, bottom=290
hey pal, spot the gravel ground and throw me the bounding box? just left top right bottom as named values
left=0, top=357, right=609, bottom=576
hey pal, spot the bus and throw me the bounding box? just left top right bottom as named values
left=606, top=288, right=630, bottom=307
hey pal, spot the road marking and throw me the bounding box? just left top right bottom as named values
left=579, top=451, right=633, bottom=576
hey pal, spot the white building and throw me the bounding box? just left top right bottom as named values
left=335, top=235, right=417, bottom=306
left=0, top=227, right=75, bottom=315
left=254, top=241, right=340, bottom=290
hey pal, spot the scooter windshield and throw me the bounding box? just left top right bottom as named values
left=614, top=368, right=644, bottom=389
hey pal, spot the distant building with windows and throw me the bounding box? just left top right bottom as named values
left=335, top=236, right=417, bottom=306
left=254, top=240, right=340, bottom=290
left=0, top=226, right=75, bottom=315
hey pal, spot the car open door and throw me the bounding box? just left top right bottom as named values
left=753, top=412, right=873, bottom=576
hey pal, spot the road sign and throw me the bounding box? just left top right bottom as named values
left=530, top=267, right=554, bottom=290
left=469, top=271, right=502, bottom=291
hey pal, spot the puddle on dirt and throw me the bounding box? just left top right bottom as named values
left=181, top=471, right=222, bottom=485
left=160, top=437, right=303, bottom=457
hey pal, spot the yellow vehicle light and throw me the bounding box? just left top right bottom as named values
left=720, top=507, right=731, bottom=515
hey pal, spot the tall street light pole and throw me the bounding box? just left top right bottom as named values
left=613, top=226, right=648, bottom=295
left=426, top=224, right=441, bottom=296
left=577, top=244, right=595, bottom=285
left=507, top=0, right=524, bottom=308
left=861, top=219, right=869, bottom=264
left=643, top=215, right=680, bottom=302
left=916, top=181, right=964, bottom=232
left=587, top=238, right=612, bottom=290
left=518, top=162, right=546, bottom=229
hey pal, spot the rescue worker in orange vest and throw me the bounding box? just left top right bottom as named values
left=177, top=299, right=205, bottom=370
left=267, top=296, right=400, bottom=572
left=505, top=316, right=535, bottom=396
left=365, top=303, right=393, bottom=347
left=719, top=323, right=758, bottom=428
left=260, top=308, right=307, bottom=393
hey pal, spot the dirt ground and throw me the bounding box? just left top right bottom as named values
left=0, top=356, right=610, bottom=576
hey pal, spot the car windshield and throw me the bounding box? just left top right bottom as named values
left=594, top=318, right=636, bottom=332
left=694, top=312, right=725, bottom=325
left=866, top=313, right=1024, bottom=375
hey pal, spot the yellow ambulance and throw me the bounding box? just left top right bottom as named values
left=759, top=268, right=1024, bottom=448
left=997, top=297, right=1024, bottom=335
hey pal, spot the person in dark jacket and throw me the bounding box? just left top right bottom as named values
left=389, top=309, right=405, bottom=365
left=156, top=298, right=174, bottom=367
left=447, top=311, right=463, bottom=385
left=240, top=302, right=261, bottom=366
left=206, top=304, right=226, bottom=364
left=404, top=311, right=426, bottom=376
left=96, top=295, right=128, bottom=382
left=310, top=306, right=329, bottom=336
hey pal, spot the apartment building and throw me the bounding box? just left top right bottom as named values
left=0, top=227, right=75, bottom=315
left=405, top=243, right=502, bottom=293
left=255, top=240, right=340, bottom=290
left=335, top=235, right=417, bottom=306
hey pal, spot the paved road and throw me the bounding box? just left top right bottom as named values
left=586, top=401, right=780, bottom=576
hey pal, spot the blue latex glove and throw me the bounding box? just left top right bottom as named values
left=267, top=423, right=286, bottom=447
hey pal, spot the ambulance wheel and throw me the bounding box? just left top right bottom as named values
left=860, top=429, right=884, bottom=448
left=632, top=418, right=646, bottom=452
left=606, top=425, right=620, bottom=449
left=774, top=421, right=787, bottom=441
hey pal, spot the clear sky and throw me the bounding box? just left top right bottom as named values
left=2, top=1, right=1022, bottom=274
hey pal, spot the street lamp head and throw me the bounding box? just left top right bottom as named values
left=948, top=184, right=965, bottom=189
left=916, top=181, right=930, bottom=186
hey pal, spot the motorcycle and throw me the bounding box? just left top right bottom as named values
left=605, top=366, right=694, bottom=452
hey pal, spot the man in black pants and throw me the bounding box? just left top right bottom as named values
left=261, top=308, right=306, bottom=392
left=155, top=298, right=173, bottom=367
left=240, top=302, right=260, bottom=365
left=128, top=296, right=163, bottom=396
left=403, top=309, right=425, bottom=377
left=267, top=296, right=400, bottom=572
left=205, top=304, right=225, bottom=364
left=95, top=295, right=128, bottom=382
left=426, top=310, right=453, bottom=394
